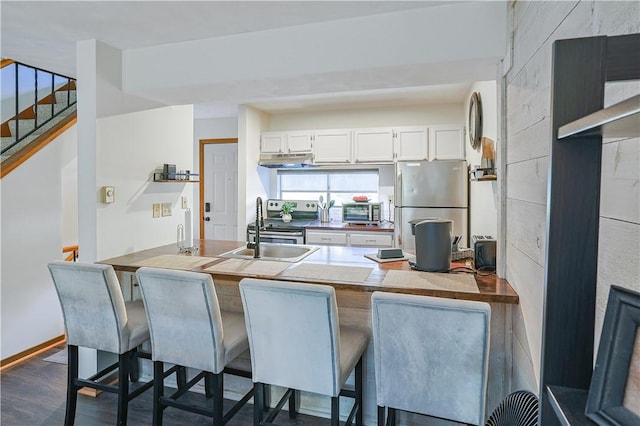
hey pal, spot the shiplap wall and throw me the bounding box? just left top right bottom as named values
left=505, top=0, right=640, bottom=392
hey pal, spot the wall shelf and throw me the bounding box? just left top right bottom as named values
left=558, top=94, right=640, bottom=140
left=547, top=386, right=596, bottom=426
left=153, top=172, right=199, bottom=183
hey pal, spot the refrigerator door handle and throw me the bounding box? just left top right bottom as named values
left=396, top=208, right=403, bottom=248
left=396, top=168, right=402, bottom=206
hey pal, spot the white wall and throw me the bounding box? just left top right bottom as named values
left=61, top=126, right=78, bottom=247
left=268, top=104, right=463, bottom=130
left=0, top=128, right=76, bottom=359
left=465, top=81, right=499, bottom=239
left=238, top=105, right=270, bottom=239
left=96, top=105, right=194, bottom=260
left=504, top=0, right=640, bottom=392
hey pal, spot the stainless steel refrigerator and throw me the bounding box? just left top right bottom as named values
left=395, top=160, right=469, bottom=251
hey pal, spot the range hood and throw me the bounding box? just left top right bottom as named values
left=259, top=152, right=315, bottom=168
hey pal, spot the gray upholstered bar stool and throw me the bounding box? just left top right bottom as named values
left=136, top=267, right=254, bottom=425
left=239, top=278, right=369, bottom=426
left=48, top=261, right=153, bottom=426
left=371, top=291, right=491, bottom=426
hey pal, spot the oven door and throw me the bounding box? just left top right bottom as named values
left=247, top=230, right=304, bottom=245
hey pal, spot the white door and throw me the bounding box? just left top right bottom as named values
left=203, top=142, right=238, bottom=240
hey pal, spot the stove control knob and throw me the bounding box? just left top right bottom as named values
left=306, top=203, right=310, bottom=207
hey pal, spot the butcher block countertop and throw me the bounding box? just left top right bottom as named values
left=99, top=239, right=518, bottom=304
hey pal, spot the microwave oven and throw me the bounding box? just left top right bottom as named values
left=342, top=202, right=383, bottom=225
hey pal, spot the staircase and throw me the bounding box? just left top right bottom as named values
left=1, top=59, right=77, bottom=175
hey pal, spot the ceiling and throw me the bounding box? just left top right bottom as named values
left=1, top=1, right=477, bottom=118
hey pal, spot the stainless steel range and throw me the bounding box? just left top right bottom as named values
left=247, top=199, right=319, bottom=244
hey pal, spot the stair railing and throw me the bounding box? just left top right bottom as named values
left=62, top=245, right=79, bottom=262
left=1, top=60, right=77, bottom=155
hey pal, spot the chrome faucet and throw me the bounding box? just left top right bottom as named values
left=247, top=196, right=264, bottom=258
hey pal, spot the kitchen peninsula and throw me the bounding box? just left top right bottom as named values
left=100, top=239, right=516, bottom=303
left=99, top=239, right=518, bottom=423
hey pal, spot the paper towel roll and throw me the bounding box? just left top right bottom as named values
left=185, top=208, right=193, bottom=247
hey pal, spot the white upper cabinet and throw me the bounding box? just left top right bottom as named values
left=262, top=124, right=464, bottom=164
left=353, top=127, right=395, bottom=163
left=261, top=131, right=312, bottom=154
left=286, top=131, right=313, bottom=153
left=313, top=129, right=352, bottom=163
left=428, top=125, right=465, bottom=160
left=261, top=132, right=287, bottom=153
left=395, top=126, right=429, bottom=161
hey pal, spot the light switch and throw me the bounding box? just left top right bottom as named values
left=181, top=196, right=188, bottom=209
left=102, top=186, right=115, bottom=203
left=161, top=203, right=172, bottom=217
left=152, top=203, right=161, bottom=218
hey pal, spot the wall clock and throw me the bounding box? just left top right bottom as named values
left=468, top=92, right=483, bottom=150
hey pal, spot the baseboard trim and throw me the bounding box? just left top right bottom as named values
left=0, top=334, right=66, bottom=371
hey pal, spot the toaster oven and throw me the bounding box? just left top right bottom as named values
left=342, top=202, right=383, bottom=225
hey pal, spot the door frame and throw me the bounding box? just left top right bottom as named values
left=198, top=138, right=238, bottom=239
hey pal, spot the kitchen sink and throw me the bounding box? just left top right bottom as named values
left=219, top=243, right=319, bottom=262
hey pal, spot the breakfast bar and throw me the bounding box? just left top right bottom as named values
left=99, top=239, right=518, bottom=424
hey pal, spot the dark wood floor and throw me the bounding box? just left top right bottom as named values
left=1, top=344, right=325, bottom=425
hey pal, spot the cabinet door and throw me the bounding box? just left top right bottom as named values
left=349, top=232, right=393, bottom=247
left=314, top=129, right=352, bottom=163
left=395, top=126, right=429, bottom=161
left=306, top=230, right=348, bottom=245
left=353, top=127, right=394, bottom=163
left=287, top=131, right=313, bottom=153
left=429, top=125, right=465, bottom=160
left=261, top=132, right=286, bottom=154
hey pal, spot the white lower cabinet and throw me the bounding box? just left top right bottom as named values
left=306, top=230, right=393, bottom=247
left=305, top=230, right=348, bottom=245
left=349, top=232, right=393, bottom=247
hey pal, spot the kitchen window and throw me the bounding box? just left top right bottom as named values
left=278, top=170, right=379, bottom=205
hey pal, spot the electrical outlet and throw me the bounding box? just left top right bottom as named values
left=161, top=203, right=172, bottom=217
left=181, top=196, right=187, bottom=209
left=152, top=203, right=161, bottom=218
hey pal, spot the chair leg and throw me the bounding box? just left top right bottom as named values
left=331, top=396, right=340, bottom=426
left=387, top=407, right=396, bottom=426
left=263, top=384, right=271, bottom=412
left=288, top=389, right=300, bottom=419
left=64, top=345, right=79, bottom=426
left=253, top=382, right=265, bottom=426
left=176, top=366, right=187, bottom=391
left=378, top=406, right=385, bottom=426
left=153, top=361, right=164, bottom=426
left=117, top=352, right=130, bottom=426
left=355, top=357, right=363, bottom=426
left=129, top=349, right=139, bottom=383
left=208, top=372, right=224, bottom=425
